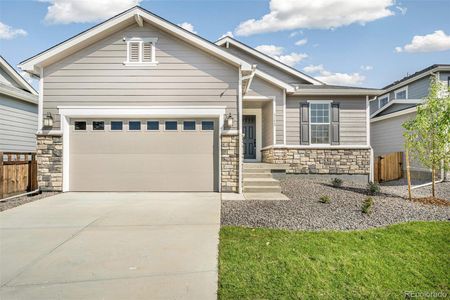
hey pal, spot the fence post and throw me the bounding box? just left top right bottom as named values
left=30, top=154, right=38, bottom=191
left=0, top=152, right=3, bottom=199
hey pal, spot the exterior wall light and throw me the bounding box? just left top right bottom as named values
left=43, top=112, right=54, bottom=128
left=226, top=113, right=233, bottom=128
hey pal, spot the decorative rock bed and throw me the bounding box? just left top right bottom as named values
left=221, top=176, right=450, bottom=231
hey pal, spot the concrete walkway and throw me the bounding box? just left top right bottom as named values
left=0, top=192, right=220, bottom=300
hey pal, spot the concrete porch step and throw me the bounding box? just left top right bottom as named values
left=243, top=178, right=280, bottom=187
left=243, top=168, right=271, bottom=174
left=243, top=186, right=282, bottom=193
left=243, top=172, right=273, bottom=178
left=243, top=163, right=289, bottom=171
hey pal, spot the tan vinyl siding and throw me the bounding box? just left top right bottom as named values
left=43, top=23, right=239, bottom=130
left=262, top=101, right=273, bottom=147
left=223, top=44, right=311, bottom=85
left=286, top=95, right=367, bottom=145
left=247, top=76, right=284, bottom=144
left=0, top=94, right=38, bottom=152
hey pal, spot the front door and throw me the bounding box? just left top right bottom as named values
left=243, top=115, right=256, bottom=160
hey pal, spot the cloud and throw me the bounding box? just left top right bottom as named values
left=303, top=64, right=365, bottom=85
left=42, top=0, right=141, bottom=24
left=395, top=30, right=450, bottom=53
left=289, top=30, right=303, bottom=38
left=0, top=22, right=27, bottom=39
left=255, top=44, right=307, bottom=67
left=178, top=22, right=197, bottom=34
left=396, top=5, right=407, bottom=15
left=360, top=65, right=373, bottom=71
left=219, top=31, right=234, bottom=39
left=235, top=0, right=395, bottom=36
left=295, top=38, right=307, bottom=46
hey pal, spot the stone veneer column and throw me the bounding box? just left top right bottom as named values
left=262, top=147, right=370, bottom=175
left=221, top=133, right=239, bottom=192
left=36, top=135, right=63, bottom=191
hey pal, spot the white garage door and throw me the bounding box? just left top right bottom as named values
left=69, top=119, right=218, bottom=191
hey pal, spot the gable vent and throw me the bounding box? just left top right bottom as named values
left=129, top=42, right=140, bottom=62
left=142, top=42, right=152, bottom=62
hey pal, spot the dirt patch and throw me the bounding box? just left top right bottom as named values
left=410, top=197, right=450, bottom=206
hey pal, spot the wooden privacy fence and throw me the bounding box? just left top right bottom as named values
left=374, top=151, right=403, bottom=182
left=0, top=152, right=38, bottom=199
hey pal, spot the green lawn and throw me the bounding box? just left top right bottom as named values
left=219, top=222, right=450, bottom=299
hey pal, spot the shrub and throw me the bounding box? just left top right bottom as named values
left=367, top=181, right=380, bottom=195
left=319, top=195, right=331, bottom=204
left=331, top=178, right=343, bottom=188
left=362, top=197, right=374, bottom=214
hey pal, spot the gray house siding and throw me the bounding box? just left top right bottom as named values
left=286, top=96, right=367, bottom=145
left=407, top=76, right=430, bottom=99
left=369, top=99, right=379, bottom=115
left=222, top=44, right=311, bottom=85
left=377, top=103, right=416, bottom=116
left=43, top=23, right=239, bottom=130
left=247, top=76, right=284, bottom=144
left=0, top=95, right=38, bottom=152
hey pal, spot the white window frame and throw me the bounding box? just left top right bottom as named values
left=146, top=120, right=160, bottom=131
left=128, top=120, right=142, bottom=131
left=394, top=86, right=408, bottom=100
left=164, top=120, right=178, bottom=131
left=92, top=120, right=105, bottom=131
left=74, top=120, right=87, bottom=131
left=378, top=94, right=390, bottom=108
left=308, top=100, right=332, bottom=146
left=182, top=120, right=197, bottom=131
left=124, top=37, right=158, bottom=66
left=201, top=120, right=215, bottom=131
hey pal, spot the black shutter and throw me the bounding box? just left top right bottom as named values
left=300, top=103, right=309, bottom=145
left=331, top=103, right=340, bottom=145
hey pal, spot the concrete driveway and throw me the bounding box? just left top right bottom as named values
left=0, top=192, right=220, bottom=300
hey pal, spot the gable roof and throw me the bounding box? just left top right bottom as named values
left=19, top=6, right=252, bottom=76
left=382, top=64, right=450, bottom=93
left=215, top=36, right=323, bottom=85
left=370, top=99, right=423, bottom=118
left=0, top=56, right=37, bottom=95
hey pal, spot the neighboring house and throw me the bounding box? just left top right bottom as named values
left=19, top=6, right=381, bottom=193
left=370, top=64, right=450, bottom=178
left=0, top=56, right=38, bottom=152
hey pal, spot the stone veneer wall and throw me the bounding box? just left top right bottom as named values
left=262, top=147, right=370, bottom=175
left=36, top=135, right=63, bottom=191
left=221, top=134, right=239, bottom=192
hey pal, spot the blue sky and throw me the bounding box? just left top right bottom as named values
left=1, top=0, right=449, bottom=88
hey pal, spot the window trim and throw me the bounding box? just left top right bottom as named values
left=182, top=120, right=197, bottom=131
left=164, top=120, right=178, bottom=131
left=308, top=100, right=332, bottom=145
left=124, top=37, right=159, bottom=66
left=128, top=120, right=142, bottom=131
left=110, top=120, right=123, bottom=131
left=74, top=120, right=87, bottom=131
left=378, top=94, right=390, bottom=108
left=394, top=86, right=408, bottom=100
left=201, top=120, right=215, bottom=131
left=146, top=120, right=160, bottom=131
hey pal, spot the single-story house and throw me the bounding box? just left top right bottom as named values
left=370, top=64, right=450, bottom=179
left=19, top=6, right=381, bottom=193
left=0, top=56, right=38, bottom=153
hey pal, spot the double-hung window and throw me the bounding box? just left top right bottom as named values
left=378, top=95, right=389, bottom=108
left=124, top=37, right=158, bottom=66
left=310, top=103, right=330, bottom=144
left=394, top=87, right=407, bottom=99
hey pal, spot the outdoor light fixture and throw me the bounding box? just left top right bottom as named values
left=43, top=112, right=53, bottom=128
left=226, top=113, right=233, bottom=128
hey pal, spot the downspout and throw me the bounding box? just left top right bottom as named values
left=238, top=68, right=243, bottom=194
left=367, top=95, right=374, bottom=182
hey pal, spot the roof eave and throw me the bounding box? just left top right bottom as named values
left=293, top=89, right=383, bottom=96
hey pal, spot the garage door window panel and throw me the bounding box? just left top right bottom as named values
left=165, top=121, right=178, bottom=131
left=111, top=121, right=123, bottom=131
left=93, top=121, right=105, bottom=131
left=183, top=121, right=196, bottom=131
left=129, top=121, right=141, bottom=131
left=201, top=121, right=214, bottom=131
left=74, top=121, right=87, bottom=131
left=147, top=121, right=159, bottom=131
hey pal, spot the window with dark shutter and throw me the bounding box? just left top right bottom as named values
left=331, top=103, right=340, bottom=145
left=129, top=42, right=140, bottom=62
left=300, top=103, right=309, bottom=145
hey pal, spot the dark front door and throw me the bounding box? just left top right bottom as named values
left=243, top=115, right=256, bottom=159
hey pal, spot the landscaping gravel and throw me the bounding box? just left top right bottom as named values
left=0, top=192, right=58, bottom=212
left=221, top=176, right=450, bottom=231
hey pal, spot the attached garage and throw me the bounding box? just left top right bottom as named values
left=68, top=118, right=219, bottom=192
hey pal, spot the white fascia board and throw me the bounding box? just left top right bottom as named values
left=254, top=69, right=295, bottom=93
left=0, top=56, right=38, bottom=95
left=216, top=37, right=323, bottom=85
left=19, top=7, right=252, bottom=75
left=370, top=107, right=417, bottom=123
left=370, top=99, right=422, bottom=118
left=0, top=83, right=38, bottom=104
left=293, top=89, right=382, bottom=96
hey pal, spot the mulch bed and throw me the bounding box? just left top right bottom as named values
left=410, top=196, right=450, bottom=206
